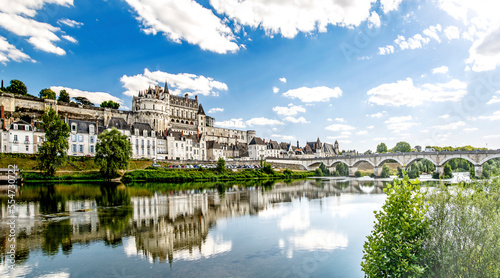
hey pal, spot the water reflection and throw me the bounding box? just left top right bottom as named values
left=1, top=179, right=387, bottom=276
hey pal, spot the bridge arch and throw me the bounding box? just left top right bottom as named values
left=352, top=159, right=375, bottom=167
left=438, top=156, right=477, bottom=167
left=328, top=160, right=351, bottom=168
left=306, top=161, right=324, bottom=169
left=479, top=154, right=500, bottom=165
left=406, top=157, right=437, bottom=168
left=376, top=157, right=404, bottom=168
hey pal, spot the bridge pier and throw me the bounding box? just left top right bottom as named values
left=474, top=165, right=483, bottom=178
left=435, top=166, right=444, bottom=176
left=349, top=166, right=358, bottom=177
left=373, top=166, right=383, bottom=177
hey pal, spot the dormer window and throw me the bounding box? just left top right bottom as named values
left=71, top=123, right=77, bottom=132
left=135, top=129, right=139, bottom=136
left=25, top=125, right=29, bottom=131
left=13, top=124, right=18, bottom=130
left=151, top=131, right=155, bottom=137
left=89, top=125, right=95, bottom=134
left=143, top=130, right=147, bottom=137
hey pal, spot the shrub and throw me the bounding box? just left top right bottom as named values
left=354, top=170, right=361, bottom=177
left=361, top=173, right=429, bottom=277
left=314, top=168, right=323, bottom=176
left=432, top=171, right=440, bottom=179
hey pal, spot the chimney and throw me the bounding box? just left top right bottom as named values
left=297, top=140, right=299, bottom=148
left=65, top=114, right=69, bottom=124
left=185, top=93, right=189, bottom=100
left=0, top=105, right=4, bottom=119
left=195, top=95, right=198, bottom=103
left=31, top=118, right=34, bottom=127
left=197, top=129, right=199, bottom=138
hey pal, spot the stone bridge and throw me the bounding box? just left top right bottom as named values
left=267, top=150, right=500, bottom=177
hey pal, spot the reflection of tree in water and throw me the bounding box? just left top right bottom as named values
left=42, top=219, right=73, bottom=256
left=96, top=184, right=133, bottom=247
left=39, top=185, right=66, bottom=214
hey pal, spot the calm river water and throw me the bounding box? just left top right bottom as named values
left=0, top=176, right=459, bottom=277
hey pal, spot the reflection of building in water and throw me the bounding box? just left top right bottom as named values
left=0, top=180, right=383, bottom=264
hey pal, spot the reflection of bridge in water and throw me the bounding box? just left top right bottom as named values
left=268, top=150, right=500, bottom=177
left=0, top=180, right=384, bottom=264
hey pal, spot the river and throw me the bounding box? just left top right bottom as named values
left=0, top=175, right=467, bottom=277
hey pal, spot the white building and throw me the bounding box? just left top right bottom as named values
left=68, top=119, right=98, bottom=156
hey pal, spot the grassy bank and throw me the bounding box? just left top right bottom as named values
left=21, top=171, right=105, bottom=183
left=122, top=168, right=314, bottom=183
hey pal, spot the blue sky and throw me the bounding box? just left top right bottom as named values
left=1, top=0, right=499, bottom=151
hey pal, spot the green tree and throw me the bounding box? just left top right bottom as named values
left=364, top=149, right=373, bottom=155
left=73, top=96, right=94, bottom=106
left=443, top=163, right=453, bottom=179
left=100, top=100, right=120, bottom=109
left=392, top=141, right=412, bottom=153
left=354, top=170, right=362, bottom=177
left=95, top=128, right=132, bottom=179
left=319, top=162, right=330, bottom=176
left=6, top=79, right=28, bottom=95
left=361, top=173, right=430, bottom=277
left=39, top=88, right=56, bottom=99
left=380, top=163, right=391, bottom=178
left=315, top=168, right=323, bottom=176
left=376, top=143, right=388, bottom=153
left=58, top=90, right=70, bottom=102
left=37, top=108, right=70, bottom=176
left=216, top=157, right=226, bottom=173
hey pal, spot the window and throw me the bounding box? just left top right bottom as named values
left=72, top=144, right=77, bottom=152
left=79, top=145, right=83, bottom=153
left=143, top=130, right=147, bottom=137
left=90, top=136, right=95, bottom=144
left=141, top=139, right=144, bottom=146
left=13, top=135, right=18, bottom=142
left=135, top=129, right=139, bottom=136
left=153, top=104, right=155, bottom=110
left=38, top=136, right=41, bottom=143
left=25, top=145, right=29, bottom=152
left=25, top=125, right=29, bottom=131
left=13, top=124, right=18, bottom=130
left=151, top=131, right=155, bottom=137
left=78, top=135, right=84, bottom=142
left=25, top=136, right=29, bottom=143
left=90, top=145, right=95, bottom=153
left=89, top=125, right=95, bottom=134
left=141, top=149, right=144, bottom=155
left=71, top=124, right=77, bottom=132
left=147, top=149, right=150, bottom=155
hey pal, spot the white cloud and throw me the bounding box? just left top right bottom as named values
left=57, top=18, right=83, bottom=28
left=467, top=25, right=500, bottom=71
left=335, top=118, right=345, bottom=122
left=380, top=0, right=403, bottom=13
left=0, top=35, right=34, bottom=64
left=325, top=124, right=355, bottom=132
left=384, top=115, right=418, bottom=131
left=367, top=125, right=375, bottom=129
left=211, top=0, right=384, bottom=39
left=478, top=111, right=500, bottom=121
left=283, top=86, right=342, bottom=103
left=432, top=121, right=466, bottom=130
left=464, top=127, right=478, bottom=132
left=432, top=66, right=449, bottom=74
left=273, top=86, right=280, bottom=93
left=124, top=0, right=239, bottom=54
left=246, top=117, right=284, bottom=126
left=356, top=130, right=368, bottom=135
left=120, top=68, right=228, bottom=97
left=484, top=134, right=500, bottom=139
left=367, top=11, right=381, bottom=29
left=423, top=24, right=442, bottom=42
left=439, top=114, right=451, bottom=119
left=62, top=35, right=77, bottom=43
left=367, top=78, right=467, bottom=107
left=366, top=111, right=386, bottom=118
left=208, top=107, right=224, bottom=113
left=271, top=134, right=295, bottom=141
left=395, top=34, right=431, bottom=50
left=272, top=104, right=306, bottom=116
left=487, top=95, right=500, bottom=104
left=327, top=118, right=333, bottom=122
left=378, top=45, right=394, bottom=55
left=444, top=25, right=460, bottom=40
left=279, top=77, right=287, bottom=83
left=50, top=86, right=125, bottom=107
left=284, top=116, right=309, bottom=123
left=215, top=118, right=246, bottom=128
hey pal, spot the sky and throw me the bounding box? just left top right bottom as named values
left=1, top=0, right=500, bottom=151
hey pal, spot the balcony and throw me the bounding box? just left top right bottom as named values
left=24, top=141, right=30, bottom=144
left=13, top=140, right=18, bottom=144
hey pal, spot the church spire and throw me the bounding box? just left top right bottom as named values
left=164, top=80, right=170, bottom=94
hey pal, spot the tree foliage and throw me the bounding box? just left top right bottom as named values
left=443, top=164, right=453, bottom=179
left=392, top=141, right=411, bottom=153
left=100, top=100, right=120, bottom=109
left=73, top=96, right=94, bottom=106
left=319, top=162, right=330, bottom=176
left=39, top=88, right=56, bottom=99
left=332, top=163, right=349, bottom=176
left=95, top=128, right=132, bottom=179
left=380, top=163, right=391, bottom=178
left=216, top=157, right=225, bottom=173
left=58, top=90, right=70, bottom=102
left=37, top=108, right=70, bottom=176
left=361, top=173, right=430, bottom=277
left=6, top=79, right=28, bottom=95
left=376, top=143, right=388, bottom=153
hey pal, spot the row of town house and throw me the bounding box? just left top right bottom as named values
left=0, top=118, right=340, bottom=161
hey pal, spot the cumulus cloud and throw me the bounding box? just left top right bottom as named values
left=325, top=124, right=355, bottom=132
left=468, top=25, right=500, bottom=71
left=432, top=66, right=449, bottom=74
left=208, top=107, right=224, bottom=113
left=50, top=86, right=126, bottom=108
left=215, top=118, right=246, bottom=128
left=335, top=118, right=345, bottom=122
left=284, top=116, right=309, bottom=123
left=432, top=121, right=466, bottom=130
left=62, top=35, right=77, bottom=43
left=271, top=134, right=295, bottom=141
left=272, top=104, right=306, bottom=116
left=487, top=94, right=500, bottom=104
left=57, top=18, right=83, bottom=28
left=378, top=45, right=394, bottom=55
left=367, top=11, right=381, bottom=29
left=0, top=0, right=75, bottom=59
left=444, top=25, right=460, bottom=40
left=245, top=117, right=284, bottom=126
left=124, top=0, right=239, bottom=54
left=210, top=0, right=386, bottom=39
left=279, top=77, right=287, bottom=83
left=283, top=86, right=342, bottom=103
left=120, top=68, right=228, bottom=97
left=0, top=35, right=34, bottom=64
left=366, top=111, right=387, bottom=118
left=395, top=34, right=431, bottom=50
left=367, top=78, right=467, bottom=107
left=273, top=87, right=280, bottom=93
left=478, top=111, right=500, bottom=121
left=384, top=115, right=418, bottom=131
left=380, top=0, right=403, bottom=13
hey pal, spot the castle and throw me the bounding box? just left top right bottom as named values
left=0, top=83, right=338, bottom=161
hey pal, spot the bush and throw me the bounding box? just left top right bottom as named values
left=380, top=163, right=391, bottom=178
left=361, top=173, right=429, bottom=277
left=314, top=168, right=323, bottom=176
left=354, top=170, right=362, bottom=177
left=432, top=172, right=440, bottom=179
left=369, top=173, right=376, bottom=178
left=262, top=162, right=274, bottom=175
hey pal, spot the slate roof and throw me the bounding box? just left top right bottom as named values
left=108, top=117, right=129, bottom=130
left=131, top=122, right=154, bottom=136
left=267, top=140, right=280, bottom=149
left=68, top=119, right=96, bottom=134
left=249, top=137, right=266, bottom=145
left=206, top=140, right=221, bottom=149
left=197, top=104, right=206, bottom=115
left=324, top=143, right=337, bottom=155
